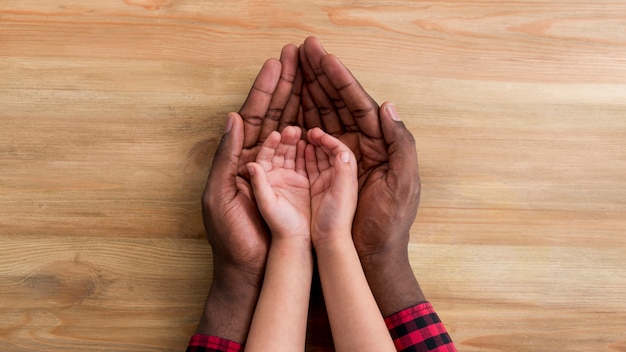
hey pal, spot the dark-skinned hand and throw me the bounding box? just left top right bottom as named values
left=300, top=37, right=425, bottom=317
left=196, top=44, right=302, bottom=343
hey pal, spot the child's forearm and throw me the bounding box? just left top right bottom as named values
left=246, top=237, right=313, bottom=352
left=315, top=235, right=396, bottom=352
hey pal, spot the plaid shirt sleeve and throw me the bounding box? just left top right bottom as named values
left=187, top=302, right=454, bottom=352
left=186, top=334, right=242, bottom=352
left=385, top=302, right=457, bottom=352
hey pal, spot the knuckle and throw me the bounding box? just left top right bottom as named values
left=318, top=105, right=336, bottom=116
left=242, top=114, right=263, bottom=126
left=280, top=72, right=296, bottom=83
left=265, top=107, right=283, bottom=121
left=351, top=105, right=375, bottom=119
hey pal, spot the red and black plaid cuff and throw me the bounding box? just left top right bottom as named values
left=187, top=302, right=454, bottom=352
left=385, top=302, right=457, bottom=352
left=186, top=334, right=242, bottom=352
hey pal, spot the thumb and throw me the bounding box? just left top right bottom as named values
left=379, top=102, right=419, bottom=177
left=206, top=112, right=244, bottom=194
left=246, top=162, right=275, bottom=211
left=334, top=150, right=358, bottom=198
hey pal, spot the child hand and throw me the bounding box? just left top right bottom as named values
left=305, top=128, right=358, bottom=245
left=246, top=126, right=310, bottom=239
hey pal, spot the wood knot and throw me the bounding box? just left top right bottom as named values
left=25, top=259, right=106, bottom=307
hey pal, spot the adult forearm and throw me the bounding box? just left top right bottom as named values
left=360, top=244, right=427, bottom=317
left=195, top=266, right=262, bottom=344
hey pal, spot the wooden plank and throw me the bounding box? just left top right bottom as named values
left=0, top=237, right=210, bottom=351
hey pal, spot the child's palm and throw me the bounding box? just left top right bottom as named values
left=248, top=127, right=310, bottom=238
left=305, top=128, right=358, bottom=241
left=264, top=167, right=310, bottom=236
left=309, top=168, right=342, bottom=234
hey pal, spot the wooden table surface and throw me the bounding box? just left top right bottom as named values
left=2, top=1, right=625, bottom=351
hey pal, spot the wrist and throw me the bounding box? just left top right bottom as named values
left=311, top=229, right=352, bottom=252
left=359, top=243, right=426, bottom=317
left=195, top=264, right=263, bottom=343
left=271, top=233, right=312, bottom=249
left=269, top=236, right=313, bottom=264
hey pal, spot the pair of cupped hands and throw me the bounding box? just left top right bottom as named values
left=245, top=123, right=358, bottom=248
left=199, top=37, right=423, bottom=341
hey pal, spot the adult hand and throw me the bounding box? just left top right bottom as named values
left=196, top=44, right=301, bottom=343
left=300, top=37, right=425, bottom=317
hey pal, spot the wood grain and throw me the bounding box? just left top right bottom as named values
left=1, top=1, right=625, bottom=351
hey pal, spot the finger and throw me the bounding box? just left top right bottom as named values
left=305, top=128, right=332, bottom=171
left=301, top=84, right=323, bottom=130
left=302, top=37, right=347, bottom=134
left=206, top=113, right=244, bottom=196
left=256, top=130, right=281, bottom=171
left=307, top=128, right=331, bottom=172
left=277, top=127, right=300, bottom=170
left=239, top=58, right=282, bottom=148
left=299, top=39, right=319, bottom=86
left=258, top=44, right=299, bottom=142
left=300, top=37, right=343, bottom=135
left=279, top=50, right=303, bottom=131
left=334, top=150, right=358, bottom=195
left=305, top=144, right=319, bottom=183
left=315, top=143, right=331, bottom=171
left=302, top=36, right=327, bottom=81
left=282, top=144, right=296, bottom=170
left=295, top=139, right=307, bottom=176
left=379, top=102, right=420, bottom=182
left=247, top=162, right=275, bottom=210
left=316, top=131, right=358, bottom=199
left=305, top=127, right=324, bottom=147
left=321, top=54, right=382, bottom=139
left=308, top=127, right=349, bottom=159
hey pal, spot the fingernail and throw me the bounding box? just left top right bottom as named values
left=246, top=164, right=255, bottom=176
left=387, top=103, right=400, bottom=121
left=340, top=151, right=350, bottom=163
left=224, top=115, right=234, bottom=133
